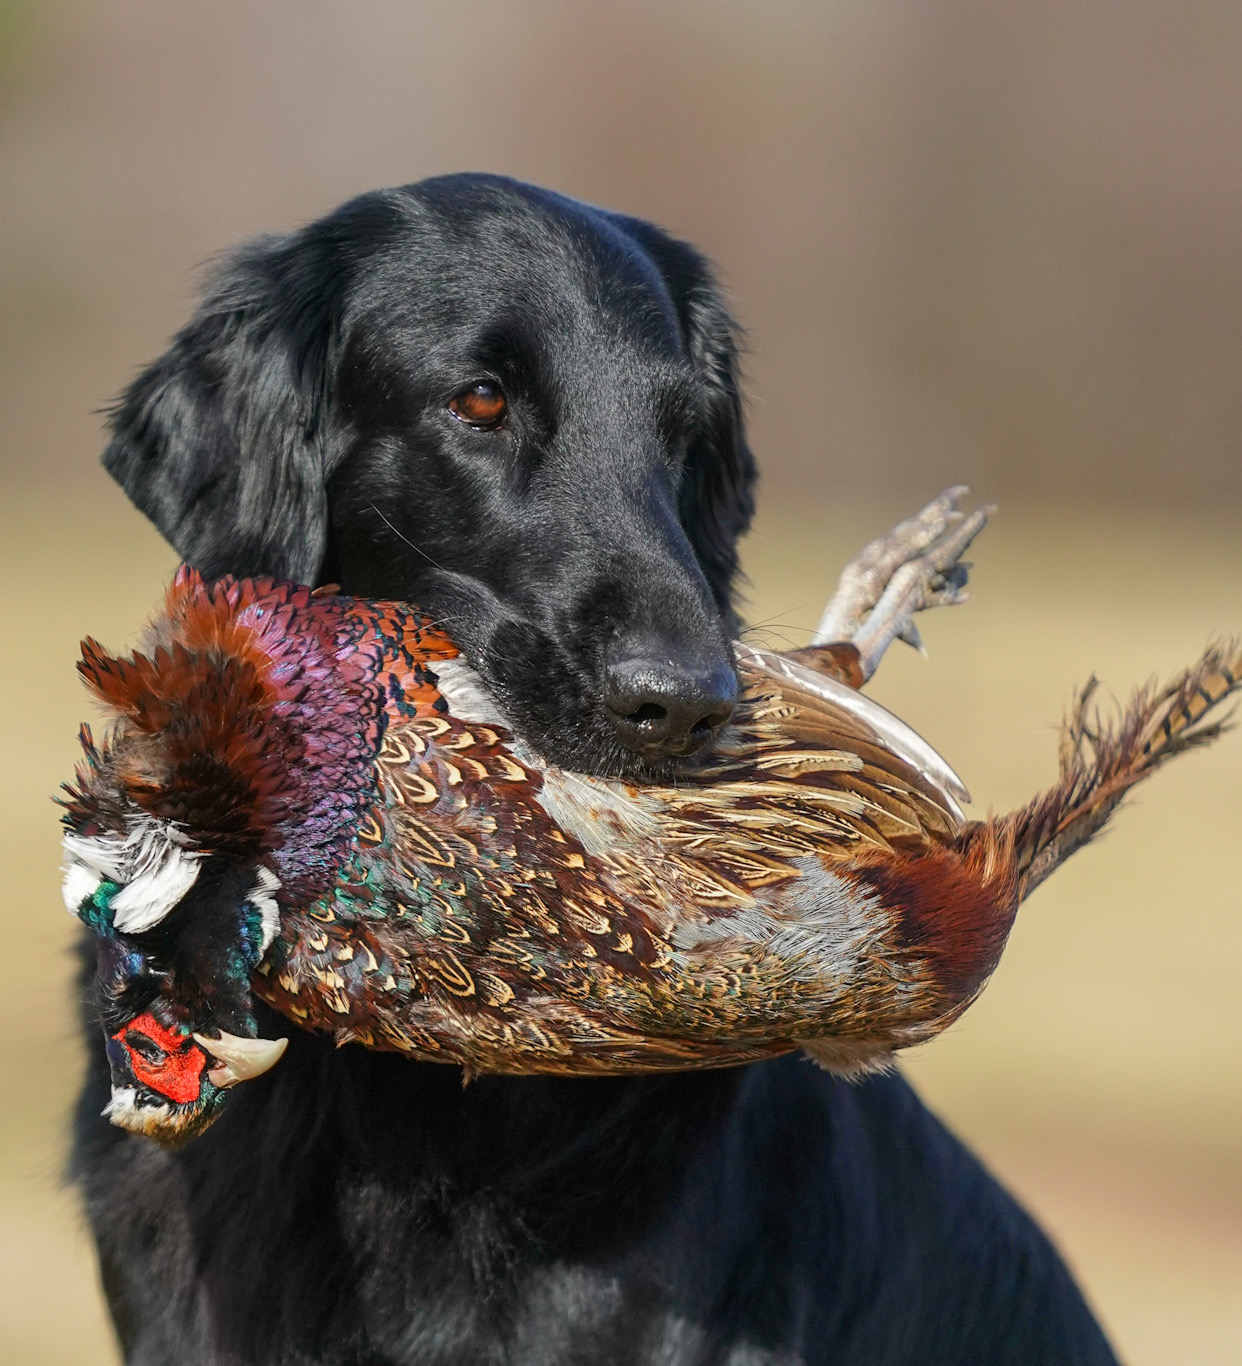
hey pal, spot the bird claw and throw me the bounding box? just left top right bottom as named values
left=810, top=487, right=992, bottom=683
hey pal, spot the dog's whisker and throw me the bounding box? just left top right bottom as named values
left=366, top=501, right=447, bottom=573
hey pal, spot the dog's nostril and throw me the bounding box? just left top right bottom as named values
left=627, top=702, right=668, bottom=725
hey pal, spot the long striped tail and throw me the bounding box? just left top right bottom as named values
left=1002, top=639, right=1241, bottom=899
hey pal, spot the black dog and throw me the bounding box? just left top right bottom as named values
left=79, top=174, right=1119, bottom=1364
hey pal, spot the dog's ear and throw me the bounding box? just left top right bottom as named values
left=103, top=229, right=353, bottom=583
left=608, top=219, right=757, bottom=626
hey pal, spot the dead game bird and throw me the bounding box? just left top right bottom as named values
left=59, top=491, right=1241, bottom=1144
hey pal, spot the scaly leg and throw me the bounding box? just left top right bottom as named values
left=808, top=486, right=992, bottom=684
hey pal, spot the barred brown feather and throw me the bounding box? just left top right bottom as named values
left=997, top=639, right=1241, bottom=897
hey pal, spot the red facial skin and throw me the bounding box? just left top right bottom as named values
left=111, top=1011, right=208, bottom=1106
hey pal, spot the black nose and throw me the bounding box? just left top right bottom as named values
left=604, top=645, right=738, bottom=760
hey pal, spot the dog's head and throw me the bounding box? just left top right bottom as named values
left=104, top=175, right=756, bottom=776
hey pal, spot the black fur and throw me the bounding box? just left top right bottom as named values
left=84, top=174, right=1119, bottom=1364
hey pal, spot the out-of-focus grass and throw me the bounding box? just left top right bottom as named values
left=1, top=489, right=1238, bottom=1364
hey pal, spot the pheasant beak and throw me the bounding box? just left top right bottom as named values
left=193, top=1031, right=287, bottom=1089
left=104, top=1011, right=287, bottom=1146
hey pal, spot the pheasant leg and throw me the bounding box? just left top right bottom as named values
left=808, top=486, right=992, bottom=684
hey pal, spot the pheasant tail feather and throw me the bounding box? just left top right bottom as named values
left=998, top=639, right=1241, bottom=898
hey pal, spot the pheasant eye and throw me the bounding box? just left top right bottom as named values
left=448, top=381, right=507, bottom=430
left=125, top=1029, right=166, bottom=1066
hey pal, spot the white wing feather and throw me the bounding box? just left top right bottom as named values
left=734, top=644, right=970, bottom=820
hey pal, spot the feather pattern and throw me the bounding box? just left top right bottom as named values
left=248, top=635, right=1000, bottom=1076
left=60, top=570, right=1241, bottom=1143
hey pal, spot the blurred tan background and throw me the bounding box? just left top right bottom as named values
left=1, top=3, right=1240, bottom=1362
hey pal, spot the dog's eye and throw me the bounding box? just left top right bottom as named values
left=448, top=382, right=507, bottom=430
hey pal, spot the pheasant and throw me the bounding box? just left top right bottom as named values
left=60, top=490, right=1240, bottom=1145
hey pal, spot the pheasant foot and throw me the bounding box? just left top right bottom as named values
left=809, top=487, right=993, bottom=683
